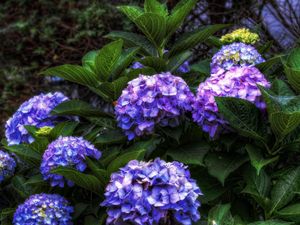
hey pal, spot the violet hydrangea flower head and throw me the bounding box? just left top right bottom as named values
left=115, top=72, right=194, bottom=140
left=192, top=66, right=270, bottom=138
left=0, top=150, right=16, bottom=183
left=101, top=158, right=202, bottom=225
left=5, top=92, right=69, bottom=146
left=41, top=136, right=101, bottom=187
left=13, top=193, right=73, bottom=225
left=211, top=42, right=265, bottom=74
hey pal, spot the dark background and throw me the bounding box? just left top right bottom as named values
left=1, top=0, right=299, bottom=134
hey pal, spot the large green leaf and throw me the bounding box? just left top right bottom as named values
left=215, top=97, right=265, bottom=141
left=286, top=48, right=300, bottom=69
left=144, top=0, right=168, bottom=16
left=271, top=79, right=295, bottom=96
left=269, top=167, right=300, bottom=214
left=133, top=13, right=166, bottom=47
left=5, top=144, right=41, bottom=166
left=276, top=203, right=300, bottom=222
left=205, top=152, right=248, bottom=185
left=140, top=56, right=167, bottom=72
left=166, top=0, right=197, bottom=36
left=51, top=167, right=102, bottom=195
left=285, top=65, right=300, bottom=94
left=95, top=39, right=123, bottom=81
left=41, top=65, right=99, bottom=87
left=82, top=50, right=98, bottom=72
left=168, top=24, right=229, bottom=57
left=242, top=166, right=271, bottom=209
left=11, top=176, right=30, bottom=198
left=118, top=5, right=144, bottom=22
left=51, top=100, right=111, bottom=117
left=107, top=149, right=146, bottom=173
left=167, top=51, right=192, bottom=73
left=270, top=111, right=300, bottom=139
left=256, top=55, right=283, bottom=74
left=167, top=142, right=209, bottom=166
left=208, top=204, right=234, bottom=225
left=191, top=59, right=211, bottom=76
left=94, top=129, right=126, bottom=145
left=246, top=145, right=279, bottom=175
left=105, top=31, right=156, bottom=56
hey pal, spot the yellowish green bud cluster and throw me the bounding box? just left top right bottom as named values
left=220, top=28, right=259, bottom=45
left=36, top=126, right=53, bottom=136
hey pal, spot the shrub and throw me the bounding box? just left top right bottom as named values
left=1, top=0, right=300, bottom=224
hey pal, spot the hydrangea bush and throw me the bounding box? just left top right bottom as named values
left=1, top=0, right=300, bottom=224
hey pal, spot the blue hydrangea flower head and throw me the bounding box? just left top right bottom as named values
left=0, top=150, right=16, bottom=183
left=192, top=66, right=270, bottom=138
left=13, top=193, right=73, bottom=225
left=101, top=158, right=202, bottom=225
left=115, top=72, right=194, bottom=140
left=41, top=136, right=101, bottom=187
left=211, top=42, right=265, bottom=74
left=5, top=92, right=69, bottom=146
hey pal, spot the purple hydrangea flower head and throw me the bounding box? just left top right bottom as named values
left=13, top=193, right=73, bottom=225
left=5, top=92, right=69, bottom=146
left=211, top=42, right=265, bottom=74
left=192, top=66, right=270, bottom=138
left=115, top=72, right=194, bottom=140
left=0, top=150, right=16, bottom=183
left=101, top=158, right=202, bottom=225
left=41, top=136, right=101, bottom=187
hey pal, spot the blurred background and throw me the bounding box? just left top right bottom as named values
left=1, top=0, right=300, bottom=133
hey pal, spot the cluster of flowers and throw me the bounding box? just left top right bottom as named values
left=0, top=150, right=16, bottom=183
left=5, top=92, right=69, bottom=145
left=101, top=158, right=201, bottom=225
left=13, top=194, right=73, bottom=225
left=115, top=72, right=194, bottom=140
left=220, top=28, right=260, bottom=45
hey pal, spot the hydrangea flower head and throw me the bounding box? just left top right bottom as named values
left=0, top=150, right=16, bottom=183
left=5, top=92, right=69, bottom=145
left=115, top=72, right=194, bottom=140
left=211, top=42, right=265, bottom=74
left=192, top=66, right=270, bottom=138
left=13, top=193, right=73, bottom=225
left=101, top=158, right=202, bottom=225
left=220, top=28, right=260, bottom=45
left=41, top=136, right=101, bottom=187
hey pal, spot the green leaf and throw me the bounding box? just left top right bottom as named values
left=205, top=152, right=248, bottom=185
left=51, top=99, right=111, bottom=117
left=276, top=203, right=300, bottom=222
left=0, top=208, right=15, bottom=225
left=168, top=24, right=229, bottom=57
left=145, top=0, right=168, bottom=16
left=285, top=65, right=300, bottom=94
left=208, top=204, right=234, bottom=225
left=51, top=167, right=102, bottom=195
left=41, top=65, right=98, bottom=87
left=248, top=220, right=294, bottom=225
left=286, top=48, right=300, bottom=69
left=94, top=129, right=126, bottom=145
left=25, top=174, right=47, bottom=186
left=82, top=50, right=98, bottom=72
left=95, top=39, right=123, bottom=81
left=86, top=157, right=109, bottom=188
left=270, top=167, right=300, bottom=214
left=242, top=166, right=271, bottom=209
left=140, top=56, right=167, bottom=72
left=167, top=142, right=209, bottom=166
left=215, top=97, right=265, bottom=141
left=118, top=5, right=144, bottom=22
left=258, top=40, right=273, bottom=54
left=5, top=144, right=41, bottom=166
left=191, top=59, right=211, bottom=75
left=246, top=145, right=279, bottom=175
left=49, top=121, right=79, bottom=139
left=271, top=79, right=295, bottom=96
left=167, top=51, right=192, bottom=73
left=256, top=55, right=283, bottom=74
left=11, top=176, right=30, bottom=198
left=105, top=31, right=156, bottom=56
left=107, top=149, right=146, bottom=173
left=86, top=117, right=116, bottom=129
left=270, top=111, right=300, bottom=139
left=133, top=13, right=166, bottom=47
left=166, top=0, right=197, bottom=36
left=112, top=47, right=140, bottom=79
